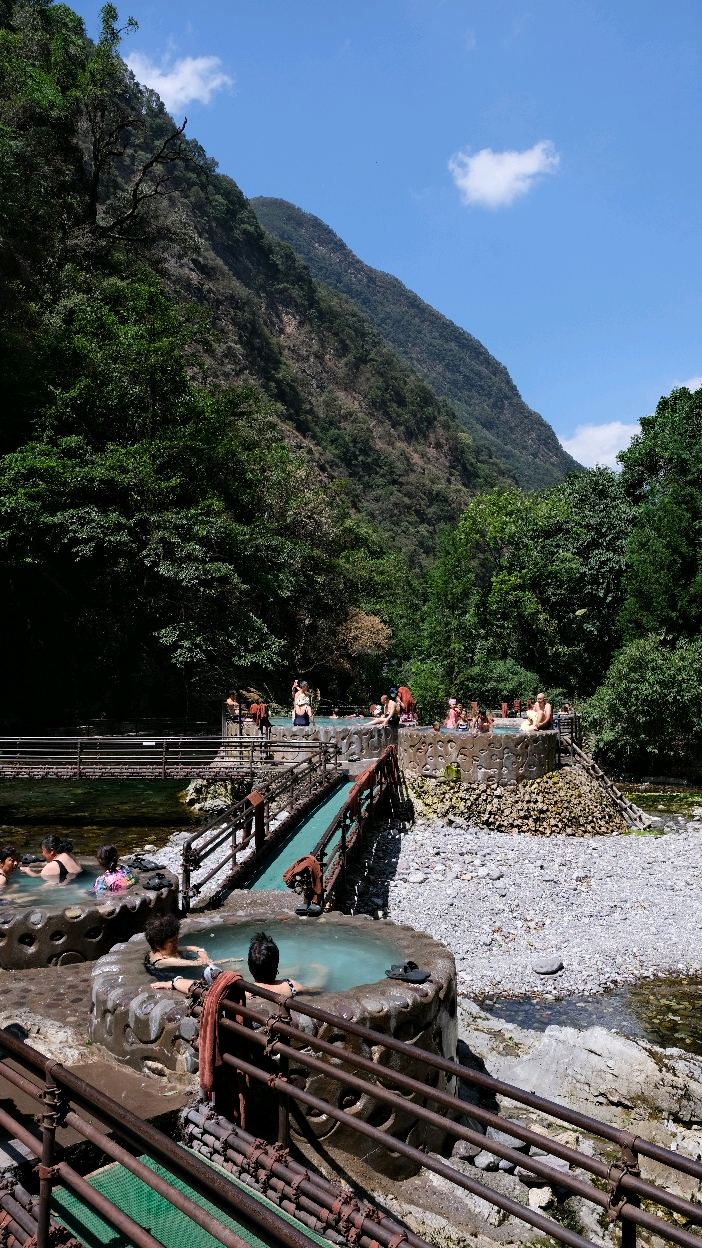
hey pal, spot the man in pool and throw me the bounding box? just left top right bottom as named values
left=247, top=931, right=320, bottom=998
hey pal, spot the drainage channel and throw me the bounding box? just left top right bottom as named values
left=246, top=781, right=355, bottom=893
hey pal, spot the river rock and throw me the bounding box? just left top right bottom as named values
left=532, top=956, right=563, bottom=974
left=459, top=998, right=702, bottom=1132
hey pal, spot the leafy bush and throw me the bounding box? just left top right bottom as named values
left=583, top=635, right=702, bottom=773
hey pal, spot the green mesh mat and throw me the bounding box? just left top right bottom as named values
left=51, top=1150, right=329, bottom=1248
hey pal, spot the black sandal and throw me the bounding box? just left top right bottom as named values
left=385, top=961, right=430, bottom=983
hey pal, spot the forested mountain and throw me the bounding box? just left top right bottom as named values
left=252, top=198, right=579, bottom=489
left=0, top=0, right=514, bottom=727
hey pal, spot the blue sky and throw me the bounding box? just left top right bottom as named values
left=72, top=1, right=702, bottom=466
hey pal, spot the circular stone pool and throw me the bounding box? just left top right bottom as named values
left=90, top=897, right=457, bottom=1177
left=0, top=859, right=178, bottom=969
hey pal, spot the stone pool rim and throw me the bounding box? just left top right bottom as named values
left=0, top=856, right=178, bottom=970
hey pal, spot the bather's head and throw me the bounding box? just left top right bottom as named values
left=0, top=846, right=19, bottom=878
left=96, top=844, right=119, bottom=872
left=41, top=834, right=73, bottom=862
left=248, top=931, right=279, bottom=984
left=144, top=913, right=180, bottom=957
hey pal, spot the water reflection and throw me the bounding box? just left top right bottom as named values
left=477, top=975, right=702, bottom=1056
left=0, top=779, right=199, bottom=856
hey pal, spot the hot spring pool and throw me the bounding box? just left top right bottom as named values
left=0, top=867, right=102, bottom=907
left=174, top=919, right=406, bottom=995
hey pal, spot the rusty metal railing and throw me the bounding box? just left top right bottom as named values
left=190, top=978, right=702, bottom=1248
left=0, top=1027, right=323, bottom=1248
left=181, top=744, right=341, bottom=911
left=0, top=735, right=334, bottom=781
left=312, top=744, right=402, bottom=907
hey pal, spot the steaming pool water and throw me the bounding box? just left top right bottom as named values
left=177, top=920, right=406, bottom=995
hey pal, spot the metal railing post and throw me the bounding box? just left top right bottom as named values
left=76, top=739, right=81, bottom=779
left=162, top=740, right=167, bottom=779
left=36, top=1064, right=58, bottom=1248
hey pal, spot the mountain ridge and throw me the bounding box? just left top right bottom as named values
left=251, top=197, right=579, bottom=490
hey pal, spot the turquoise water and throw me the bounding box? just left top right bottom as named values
left=0, top=866, right=102, bottom=907
left=248, top=782, right=355, bottom=891
left=179, top=919, right=404, bottom=995
left=270, top=717, right=371, bottom=727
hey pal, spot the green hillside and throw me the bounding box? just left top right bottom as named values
left=252, top=198, right=579, bottom=489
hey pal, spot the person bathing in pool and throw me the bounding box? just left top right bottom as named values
left=146, top=914, right=244, bottom=994
left=93, top=844, right=136, bottom=893
left=247, top=930, right=324, bottom=998
left=0, top=846, right=20, bottom=890
left=21, top=835, right=82, bottom=881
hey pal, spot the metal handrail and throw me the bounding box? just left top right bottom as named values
left=0, top=1028, right=321, bottom=1248
left=181, top=745, right=341, bottom=911
left=193, top=978, right=702, bottom=1248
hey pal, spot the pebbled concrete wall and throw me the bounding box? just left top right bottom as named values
left=399, top=725, right=558, bottom=786
left=0, top=861, right=178, bottom=969
left=227, top=720, right=397, bottom=764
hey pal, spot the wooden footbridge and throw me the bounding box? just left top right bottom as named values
left=0, top=735, right=336, bottom=780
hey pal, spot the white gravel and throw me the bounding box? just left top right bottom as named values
left=348, top=811, right=702, bottom=998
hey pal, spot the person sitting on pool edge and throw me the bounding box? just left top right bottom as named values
left=93, top=844, right=137, bottom=893
left=0, top=846, right=20, bottom=889
left=247, top=931, right=309, bottom=999
left=21, top=835, right=82, bottom=881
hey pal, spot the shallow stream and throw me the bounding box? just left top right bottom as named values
left=0, top=779, right=199, bottom=857
left=477, top=974, right=702, bottom=1056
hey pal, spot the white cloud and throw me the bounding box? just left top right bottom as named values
left=126, top=52, right=232, bottom=112
left=558, top=421, right=640, bottom=470
left=680, top=375, right=702, bottom=391
left=448, top=139, right=559, bottom=208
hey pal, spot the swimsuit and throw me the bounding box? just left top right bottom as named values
left=144, top=954, right=178, bottom=982
left=293, top=713, right=310, bottom=726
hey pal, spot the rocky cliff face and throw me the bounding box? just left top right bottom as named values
left=164, top=173, right=514, bottom=567
left=252, top=197, right=580, bottom=490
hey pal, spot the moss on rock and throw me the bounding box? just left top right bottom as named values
left=405, top=765, right=627, bottom=836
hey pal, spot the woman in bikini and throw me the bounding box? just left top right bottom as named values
left=292, top=681, right=315, bottom=727
left=21, top=835, right=82, bottom=881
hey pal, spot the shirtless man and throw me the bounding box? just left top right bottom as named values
left=532, top=692, right=553, bottom=729
left=247, top=930, right=318, bottom=998
left=378, top=689, right=400, bottom=727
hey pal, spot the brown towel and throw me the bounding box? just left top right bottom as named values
left=397, top=686, right=416, bottom=716
left=198, top=971, right=245, bottom=1101
left=282, top=854, right=323, bottom=905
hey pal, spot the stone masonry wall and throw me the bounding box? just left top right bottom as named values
left=399, top=726, right=557, bottom=786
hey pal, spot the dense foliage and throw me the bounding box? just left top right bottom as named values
left=409, top=468, right=633, bottom=719
left=1, top=2, right=700, bottom=769
left=0, top=1, right=403, bottom=725
left=252, top=198, right=579, bottom=489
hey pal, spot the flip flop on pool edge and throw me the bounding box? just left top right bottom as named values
left=385, top=961, right=430, bottom=983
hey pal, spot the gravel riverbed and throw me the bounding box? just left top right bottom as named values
left=346, top=810, right=702, bottom=998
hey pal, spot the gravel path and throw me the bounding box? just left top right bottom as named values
left=345, top=810, right=702, bottom=998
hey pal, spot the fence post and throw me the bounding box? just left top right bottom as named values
left=76, top=739, right=81, bottom=779
left=307, top=758, right=312, bottom=800
left=277, top=1005, right=291, bottom=1148
left=36, top=1064, right=59, bottom=1248
left=161, top=740, right=167, bottom=780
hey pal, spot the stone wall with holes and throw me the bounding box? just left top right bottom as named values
left=89, top=894, right=457, bottom=1178
left=0, top=863, right=178, bottom=970
left=398, top=726, right=558, bottom=787
left=226, top=720, right=397, bottom=764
